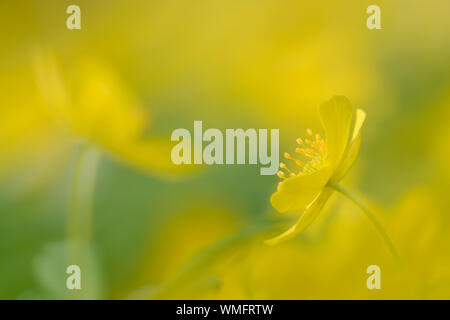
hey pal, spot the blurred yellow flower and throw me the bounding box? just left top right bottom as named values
left=268, top=96, right=366, bottom=244
left=32, top=48, right=191, bottom=178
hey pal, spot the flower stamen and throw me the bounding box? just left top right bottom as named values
left=296, top=138, right=305, bottom=147
left=284, top=152, right=304, bottom=167
left=280, top=162, right=296, bottom=177
left=277, top=129, right=328, bottom=179
left=277, top=171, right=286, bottom=179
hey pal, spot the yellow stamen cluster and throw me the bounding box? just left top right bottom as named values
left=277, top=128, right=327, bottom=179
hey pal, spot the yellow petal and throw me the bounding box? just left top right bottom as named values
left=332, top=108, right=365, bottom=182
left=332, top=134, right=361, bottom=183
left=351, top=109, right=366, bottom=142
left=319, top=96, right=354, bottom=169
left=270, top=164, right=332, bottom=213
left=266, top=187, right=334, bottom=245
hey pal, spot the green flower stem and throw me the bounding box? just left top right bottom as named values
left=330, top=183, right=400, bottom=261
left=67, top=143, right=100, bottom=247
left=66, top=143, right=101, bottom=300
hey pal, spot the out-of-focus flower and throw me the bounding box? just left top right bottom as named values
left=32, top=48, right=192, bottom=178
left=124, top=205, right=242, bottom=299
left=268, top=96, right=366, bottom=244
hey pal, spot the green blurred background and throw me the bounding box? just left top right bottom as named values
left=0, top=0, right=449, bottom=299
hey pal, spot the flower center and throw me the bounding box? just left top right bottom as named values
left=277, top=128, right=327, bottom=179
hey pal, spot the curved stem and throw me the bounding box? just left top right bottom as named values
left=330, top=183, right=400, bottom=261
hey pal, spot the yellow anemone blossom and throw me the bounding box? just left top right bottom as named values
left=268, top=96, right=366, bottom=244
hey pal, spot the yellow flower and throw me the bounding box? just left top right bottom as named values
left=268, top=96, right=366, bottom=244
left=32, top=48, right=192, bottom=178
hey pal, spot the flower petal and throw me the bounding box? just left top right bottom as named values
left=332, top=108, right=365, bottom=182
left=270, top=164, right=332, bottom=213
left=319, top=96, right=354, bottom=169
left=266, top=187, right=334, bottom=245
left=332, top=134, right=362, bottom=183
left=351, top=109, right=366, bottom=142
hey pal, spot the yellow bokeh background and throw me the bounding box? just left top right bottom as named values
left=0, top=0, right=449, bottom=299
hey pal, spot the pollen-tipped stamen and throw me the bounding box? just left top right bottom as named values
left=315, top=133, right=321, bottom=142
left=284, top=152, right=303, bottom=167
left=277, top=129, right=327, bottom=180
left=280, top=162, right=295, bottom=176
left=277, top=171, right=286, bottom=179
left=296, top=147, right=318, bottom=159
left=296, top=138, right=305, bottom=147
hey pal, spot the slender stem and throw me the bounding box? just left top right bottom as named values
left=330, top=183, right=400, bottom=261
left=67, top=143, right=100, bottom=247
left=66, top=143, right=100, bottom=299
left=66, top=143, right=101, bottom=299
